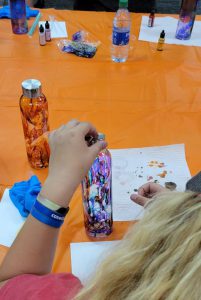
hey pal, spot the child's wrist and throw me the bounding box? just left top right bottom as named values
left=41, top=177, right=74, bottom=208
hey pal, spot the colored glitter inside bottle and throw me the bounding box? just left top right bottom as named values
left=175, top=0, right=199, bottom=40
left=82, top=135, right=113, bottom=238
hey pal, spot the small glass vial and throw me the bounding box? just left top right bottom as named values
left=148, top=9, right=155, bottom=27
left=45, top=21, right=51, bottom=42
left=39, top=24, right=46, bottom=46
left=19, top=79, right=50, bottom=169
left=157, top=30, right=165, bottom=51
left=82, top=133, right=113, bottom=238
left=10, top=0, right=28, bottom=34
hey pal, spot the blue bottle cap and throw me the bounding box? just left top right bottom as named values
left=98, top=133, right=105, bottom=141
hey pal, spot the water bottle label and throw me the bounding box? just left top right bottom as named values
left=112, top=27, right=130, bottom=46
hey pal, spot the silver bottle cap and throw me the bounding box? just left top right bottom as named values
left=22, top=79, right=42, bottom=98
left=98, top=133, right=105, bottom=141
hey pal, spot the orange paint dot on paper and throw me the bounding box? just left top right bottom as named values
left=157, top=170, right=167, bottom=178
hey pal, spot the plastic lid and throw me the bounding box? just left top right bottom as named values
left=119, top=0, right=128, bottom=8
left=45, top=21, right=50, bottom=29
left=22, top=79, right=42, bottom=98
left=160, top=30, right=165, bottom=38
left=39, top=24, right=44, bottom=33
left=97, top=133, right=105, bottom=141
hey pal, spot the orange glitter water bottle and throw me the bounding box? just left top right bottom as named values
left=19, top=79, right=50, bottom=169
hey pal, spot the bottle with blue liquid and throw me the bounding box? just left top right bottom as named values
left=111, top=0, right=131, bottom=62
left=10, top=0, right=28, bottom=34
left=82, top=133, right=113, bottom=238
left=175, top=0, right=199, bottom=40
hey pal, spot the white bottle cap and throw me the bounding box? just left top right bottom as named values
left=22, top=79, right=42, bottom=98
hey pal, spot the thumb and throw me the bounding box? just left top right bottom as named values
left=130, top=193, right=148, bottom=207
left=90, top=140, right=108, bottom=156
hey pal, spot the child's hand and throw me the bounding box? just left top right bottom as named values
left=41, top=120, right=107, bottom=208
left=130, top=183, right=166, bottom=207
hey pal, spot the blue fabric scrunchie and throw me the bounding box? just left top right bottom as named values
left=9, top=175, right=41, bottom=218
left=0, top=5, right=39, bottom=19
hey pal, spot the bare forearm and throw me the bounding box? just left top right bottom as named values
left=0, top=179, right=74, bottom=282
left=0, top=215, right=59, bottom=282
left=0, top=120, right=104, bottom=283
left=0, top=175, right=75, bottom=283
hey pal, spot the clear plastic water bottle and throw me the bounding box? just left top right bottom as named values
left=81, top=133, right=113, bottom=238
left=111, top=0, right=131, bottom=63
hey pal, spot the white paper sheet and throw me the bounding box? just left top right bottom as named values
left=139, top=16, right=201, bottom=47
left=70, top=240, right=119, bottom=285
left=110, top=144, right=191, bottom=221
left=39, top=21, right=68, bottom=38
left=0, top=189, right=25, bottom=247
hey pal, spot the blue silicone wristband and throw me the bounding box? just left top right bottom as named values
left=31, top=207, right=64, bottom=228
left=34, top=199, right=66, bottom=221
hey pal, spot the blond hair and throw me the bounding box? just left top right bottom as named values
left=75, top=192, right=201, bottom=300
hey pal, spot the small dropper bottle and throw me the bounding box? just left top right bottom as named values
left=148, top=9, right=155, bottom=27
left=39, top=24, right=46, bottom=46
left=157, top=30, right=165, bottom=51
left=45, top=21, right=51, bottom=42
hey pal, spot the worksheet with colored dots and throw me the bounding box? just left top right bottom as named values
left=110, top=144, right=191, bottom=221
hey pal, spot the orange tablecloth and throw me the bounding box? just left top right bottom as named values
left=0, top=9, right=201, bottom=272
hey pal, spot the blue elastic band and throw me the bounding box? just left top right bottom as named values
left=34, top=199, right=66, bottom=221
left=31, top=207, right=64, bottom=228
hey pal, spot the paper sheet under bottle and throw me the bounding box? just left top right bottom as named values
left=139, top=16, right=201, bottom=47
left=110, top=144, right=191, bottom=221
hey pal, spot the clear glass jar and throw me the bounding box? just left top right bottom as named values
left=82, top=133, right=113, bottom=238
left=19, top=79, right=50, bottom=169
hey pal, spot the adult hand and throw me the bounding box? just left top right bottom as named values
left=41, top=120, right=107, bottom=208
left=130, top=183, right=166, bottom=207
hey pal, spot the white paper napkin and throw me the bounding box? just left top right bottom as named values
left=39, top=21, right=68, bottom=38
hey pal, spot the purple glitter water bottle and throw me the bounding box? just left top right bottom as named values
left=10, top=0, right=28, bottom=34
left=175, top=0, right=199, bottom=40
left=82, top=133, right=113, bottom=238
